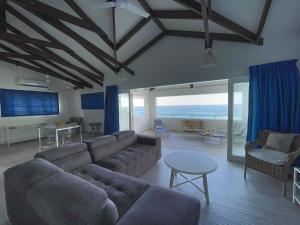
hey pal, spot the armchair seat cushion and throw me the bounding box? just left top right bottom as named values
left=248, top=148, right=288, bottom=165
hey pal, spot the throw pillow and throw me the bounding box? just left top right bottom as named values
left=265, top=132, right=296, bottom=153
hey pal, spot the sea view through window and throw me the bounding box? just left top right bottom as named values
left=154, top=93, right=242, bottom=120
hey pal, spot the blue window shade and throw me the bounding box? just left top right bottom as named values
left=0, top=89, right=59, bottom=117
left=81, top=92, right=104, bottom=109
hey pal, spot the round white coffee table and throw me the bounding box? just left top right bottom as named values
left=164, top=151, right=218, bottom=202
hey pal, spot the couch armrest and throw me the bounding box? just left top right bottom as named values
left=137, top=135, right=161, bottom=160
left=285, top=148, right=300, bottom=170
left=245, top=140, right=259, bottom=153
left=137, top=135, right=160, bottom=146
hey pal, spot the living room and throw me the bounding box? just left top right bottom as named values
left=0, top=0, right=300, bottom=225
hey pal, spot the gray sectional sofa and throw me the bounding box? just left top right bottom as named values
left=4, top=130, right=200, bottom=225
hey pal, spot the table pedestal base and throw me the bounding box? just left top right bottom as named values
left=169, top=169, right=210, bottom=202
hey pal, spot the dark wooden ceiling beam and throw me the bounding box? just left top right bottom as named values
left=0, top=52, right=41, bottom=60
left=0, top=56, right=85, bottom=88
left=6, top=23, right=103, bottom=85
left=174, top=0, right=263, bottom=45
left=6, top=4, right=104, bottom=79
left=256, top=0, right=272, bottom=40
left=200, top=0, right=210, bottom=48
left=0, top=32, right=69, bottom=50
left=112, top=7, right=117, bottom=73
left=166, top=29, right=251, bottom=43
left=0, top=0, right=6, bottom=32
left=33, top=12, right=135, bottom=75
left=151, top=10, right=202, bottom=19
left=0, top=40, right=94, bottom=88
left=10, top=0, right=106, bottom=36
left=116, top=17, right=151, bottom=50
left=0, top=42, right=87, bottom=88
left=63, top=0, right=114, bottom=49
left=5, top=26, right=103, bottom=86
left=10, top=0, right=132, bottom=74
left=123, top=32, right=166, bottom=66
left=137, top=0, right=167, bottom=33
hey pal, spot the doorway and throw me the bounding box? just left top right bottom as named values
left=227, top=78, right=249, bottom=162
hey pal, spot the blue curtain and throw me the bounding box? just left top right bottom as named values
left=247, top=59, right=300, bottom=141
left=104, top=85, right=119, bottom=135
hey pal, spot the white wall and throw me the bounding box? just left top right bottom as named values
left=66, top=87, right=105, bottom=133
left=106, top=35, right=300, bottom=91
left=0, top=62, right=70, bottom=144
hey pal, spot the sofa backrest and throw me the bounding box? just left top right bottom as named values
left=114, top=130, right=137, bottom=148
left=35, top=143, right=92, bottom=172
left=26, top=170, right=118, bottom=225
left=85, top=135, right=122, bottom=162
left=4, top=159, right=64, bottom=225
left=5, top=158, right=119, bottom=225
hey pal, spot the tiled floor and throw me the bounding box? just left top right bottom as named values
left=0, top=132, right=300, bottom=225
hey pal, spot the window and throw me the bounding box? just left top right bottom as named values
left=0, top=89, right=59, bottom=117
left=81, top=92, right=104, bottom=109
left=133, top=96, right=145, bottom=117
left=156, top=93, right=228, bottom=120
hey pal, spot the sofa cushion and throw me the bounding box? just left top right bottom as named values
left=26, top=172, right=118, bottom=225
left=248, top=148, right=288, bottom=165
left=84, top=135, right=122, bottom=162
left=73, top=164, right=150, bottom=217
left=35, top=143, right=92, bottom=172
left=116, top=186, right=200, bottom=225
left=114, top=130, right=137, bottom=148
left=265, top=132, right=297, bottom=153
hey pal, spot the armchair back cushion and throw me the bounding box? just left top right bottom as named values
left=257, top=130, right=300, bottom=153
left=265, top=132, right=298, bottom=153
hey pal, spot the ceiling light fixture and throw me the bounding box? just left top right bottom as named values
left=118, top=73, right=127, bottom=82
left=202, top=47, right=216, bottom=69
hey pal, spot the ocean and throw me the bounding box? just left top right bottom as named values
left=133, top=104, right=242, bottom=120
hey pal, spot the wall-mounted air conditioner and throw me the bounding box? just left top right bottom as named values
left=15, top=76, right=49, bottom=89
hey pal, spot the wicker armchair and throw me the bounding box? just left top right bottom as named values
left=244, top=130, right=300, bottom=196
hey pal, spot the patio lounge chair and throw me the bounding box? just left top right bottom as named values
left=154, top=119, right=169, bottom=137
left=181, top=119, right=204, bottom=135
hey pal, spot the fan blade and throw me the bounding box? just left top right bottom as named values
left=93, top=2, right=116, bottom=10
left=122, top=3, right=150, bottom=18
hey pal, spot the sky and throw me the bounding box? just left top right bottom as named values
left=123, top=92, right=243, bottom=107
left=156, top=93, right=231, bottom=106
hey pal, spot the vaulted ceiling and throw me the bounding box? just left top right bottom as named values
left=0, top=0, right=275, bottom=89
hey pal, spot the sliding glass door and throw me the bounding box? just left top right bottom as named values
left=118, top=93, right=131, bottom=131
left=227, top=78, right=249, bottom=162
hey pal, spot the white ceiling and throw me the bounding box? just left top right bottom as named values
left=2, top=0, right=300, bottom=88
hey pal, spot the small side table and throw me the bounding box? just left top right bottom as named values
left=89, top=122, right=102, bottom=136
left=293, top=167, right=300, bottom=205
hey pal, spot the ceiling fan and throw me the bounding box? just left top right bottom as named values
left=92, top=0, right=150, bottom=18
